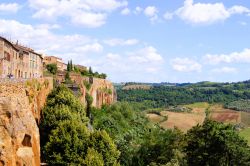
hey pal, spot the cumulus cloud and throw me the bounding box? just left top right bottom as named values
left=163, top=12, right=173, bottom=20
left=28, top=0, right=127, bottom=28
left=211, top=67, right=238, bottom=74
left=134, top=6, right=143, bottom=14
left=204, top=49, right=250, bottom=64
left=0, top=19, right=103, bottom=61
left=121, top=8, right=130, bottom=15
left=104, top=38, right=139, bottom=46
left=129, top=46, right=163, bottom=63
left=74, top=43, right=103, bottom=53
left=144, top=6, right=159, bottom=23
left=0, top=3, right=21, bottom=13
left=164, top=0, right=250, bottom=24
left=171, top=58, right=202, bottom=72
left=0, top=18, right=165, bottom=82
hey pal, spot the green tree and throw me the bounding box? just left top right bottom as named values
left=89, top=67, right=93, bottom=75
left=44, top=120, right=89, bottom=165
left=84, top=148, right=104, bottom=166
left=86, top=93, right=93, bottom=119
left=46, top=63, right=57, bottom=75
left=89, top=130, right=120, bottom=166
left=185, top=120, right=250, bottom=166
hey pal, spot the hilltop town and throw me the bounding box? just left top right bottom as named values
left=0, top=36, right=86, bottom=79
left=0, top=36, right=117, bottom=165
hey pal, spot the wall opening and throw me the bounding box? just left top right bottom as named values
left=22, top=134, right=32, bottom=147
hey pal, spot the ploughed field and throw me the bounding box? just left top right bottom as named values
left=146, top=102, right=250, bottom=144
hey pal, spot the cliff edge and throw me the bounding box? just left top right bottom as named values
left=0, top=78, right=53, bottom=166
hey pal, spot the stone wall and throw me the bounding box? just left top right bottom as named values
left=0, top=78, right=53, bottom=166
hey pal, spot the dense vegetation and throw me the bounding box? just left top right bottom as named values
left=117, top=81, right=250, bottom=108
left=40, top=86, right=120, bottom=165
left=67, top=60, right=107, bottom=79
left=39, top=83, right=250, bottom=165
left=92, top=103, right=250, bottom=166
left=46, top=63, right=57, bottom=75
left=225, top=100, right=250, bottom=112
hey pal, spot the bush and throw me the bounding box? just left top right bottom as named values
left=46, top=63, right=57, bottom=75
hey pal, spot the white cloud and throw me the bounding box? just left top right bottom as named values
left=0, top=3, right=20, bottom=13
left=164, top=12, right=173, bottom=20
left=0, top=18, right=166, bottom=82
left=121, top=8, right=130, bottom=15
left=104, top=38, right=139, bottom=46
left=171, top=58, right=202, bottom=72
left=134, top=6, right=142, bottom=14
left=74, top=43, right=103, bottom=53
left=229, top=6, right=250, bottom=14
left=106, top=53, right=121, bottom=60
left=204, top=49, right=250, bottom=64
left=144, top=6, right=158, bottom=23
left=35, top=24, right=61, bottom=29
left=28, top=0, right=127, bottom=28
left=165, top=0, right=250, bottom=24
left=0, top=19, right=105, bottom=61
left=129, top=46, right=163, bottom=63
left=212, top=67, right=238, bottom=74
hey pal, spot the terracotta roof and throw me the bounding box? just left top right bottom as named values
left=0, top=36, right=19, bottom=51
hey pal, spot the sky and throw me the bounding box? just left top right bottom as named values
left=0, top=0, right=250, bottom=83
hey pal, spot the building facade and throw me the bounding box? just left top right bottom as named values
left=43, top=56, right=67, bottom=71
left=0, top=36, right=43, bottom=79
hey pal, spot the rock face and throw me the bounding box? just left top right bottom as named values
left=57, top=73, right=116, bottom=108
left=89, top=77, right=117, bottom=108
left=0, top=78, right=53, bottom=166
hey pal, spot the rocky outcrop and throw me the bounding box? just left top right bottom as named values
left=0, top=78, right=53, bottom=166
left=56, top=73, right=116, bottom=108
left=89, top=77, right=116, bottom=108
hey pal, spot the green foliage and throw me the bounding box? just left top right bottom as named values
left=92, top=102, right=185, bottom=166
left=88, top=130, right=121, bottom=166
left=80, top=66, right=107, bottom=79
left=86, top=93, right=93, bottom=118
left=84, top=148, right=104, bottom=166
left=225, top=100, right=250, bottom=112
left=185, top=120, right=250, bottom=166
left=46, top=63, right=57, bottom=75
left=133, top=128, right=185, bottom=166
left=44, top=120, right=89, bottom=165
left=64, top=71, right=72, bottom=84
left=117, top=81, right=250, bottom=109
left=40, top=85, right=120, bottom=165
left=83, top=80, right=92, bottom=91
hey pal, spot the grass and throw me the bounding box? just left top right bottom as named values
left=185, top=102, right=209, bottom=109
left=240, top=128, right=250, bottom=145
left=241, top=112, right=250, bottom=127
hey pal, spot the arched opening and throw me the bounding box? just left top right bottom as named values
left=22, top=134, right=32, bottom=147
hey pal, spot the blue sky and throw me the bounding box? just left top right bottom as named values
left=0, top=0, right=250, bottom=83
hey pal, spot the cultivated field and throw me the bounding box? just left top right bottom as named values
left=146, top=102, right=250, bottom=143
left=208, top=104, right=241, bottom=124
left=146, top=102, right=207, bottom=132
left=122, top=84, right=151, bottom=90
left=159, top=110, right=206, bottom=132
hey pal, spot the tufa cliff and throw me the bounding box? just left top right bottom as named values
left=57, top=72, right=117, bottom=108
left=0, top=74, right=116, bottom=166
left=0, top=78, right=53, bottom=166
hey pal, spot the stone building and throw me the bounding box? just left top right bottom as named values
left=43, top=55, right=67, bottom=71
left=0, top=36, right=43, bottom=79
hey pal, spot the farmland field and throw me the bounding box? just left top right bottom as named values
left=146, top=102, right=246, bottom=132
left=208, top=104, right=241, bottom=124
left=146, top=102, right=208, bottom=132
